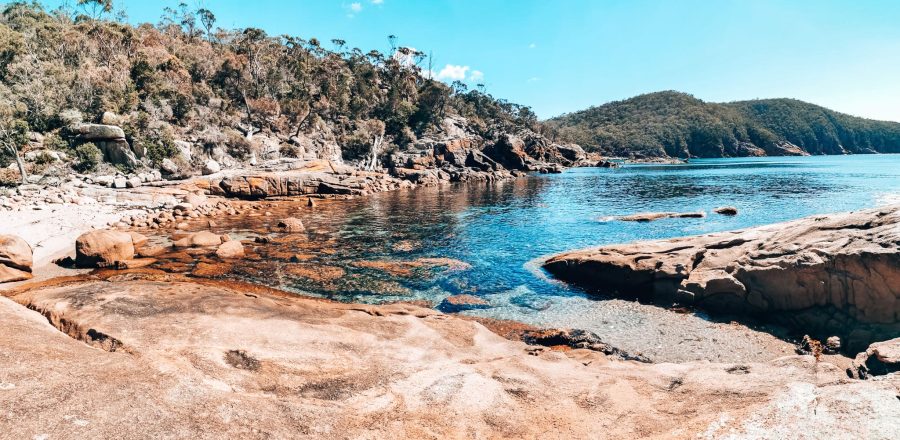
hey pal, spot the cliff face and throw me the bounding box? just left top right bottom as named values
left=3, top=274, right=899, bottom=438
left=543, top=205, right=900, bottom=352
left=546, top=91, right=900, bottom=158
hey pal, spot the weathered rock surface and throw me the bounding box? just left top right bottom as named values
left=173, top=231, right=224, bottom=248
left=76, top=124, right=138, bottom=167
left=2, top=276, right=898, bottom=438
left=0, top=234, right=32, bottom=283
left=544, top=205, right=900, bottom=352
left=215, top=240, right=244, bottom=259
left=849, top=337, right=900, bottom=379
left=275, top=217, right=305, bottom=233
left=75, top=230, right=135, bottom=268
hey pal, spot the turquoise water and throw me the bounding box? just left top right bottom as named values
left=305, top=154, right=900, bottom=304
left=182, top=155, right=900, bottom=360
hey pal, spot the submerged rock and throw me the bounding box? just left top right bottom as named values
left=438, top=294, right=490, bottom=312
left=713, top=206, right=739, bottom=215
left=617, top=211, right=706, bottom=222
left=545, top=205, right=900, bottom=352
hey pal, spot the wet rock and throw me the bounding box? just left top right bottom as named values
left=0, top=235, right=33, bottom=283
left=275, top=217, right=305, bottom=233
left=439, top=294, right=490, bottom=313
left=617, top=211, right=706, bottom=222
left=173, top=231, right=224, bottom=248
left=75, top=230, right=135, bottom=268
left=713, top=206, right=739, bottom=216
left=216, top=241, right=245, bottom=259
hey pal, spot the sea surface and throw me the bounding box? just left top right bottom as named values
left=170, top=155, right=900, bottom=362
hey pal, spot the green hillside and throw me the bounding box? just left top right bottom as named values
left=546, top=91, right=900, bottom=158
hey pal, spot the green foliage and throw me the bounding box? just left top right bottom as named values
left=548, top=91, right=900, bottom=158
left=145, top=137, right=179, bottom=166
left=74, top=142, right=102, bottom=171
left=43, top=132, right=71, bottom=153
left=0, top=1, right=534, bottom=160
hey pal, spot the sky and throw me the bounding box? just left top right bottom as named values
left=44, top=0, right=900, bottom=121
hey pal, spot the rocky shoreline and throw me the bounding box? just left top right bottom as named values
left=2, top=165, right=900, bottom=438
left=543, top=205, right=900, bottom=353
left=2, top=270, right=899, bottom=438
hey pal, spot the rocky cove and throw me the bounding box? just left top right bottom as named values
left=2, top=153, right=900, bottom=438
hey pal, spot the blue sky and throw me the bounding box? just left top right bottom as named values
left=46, top=0, right=900, bottom=121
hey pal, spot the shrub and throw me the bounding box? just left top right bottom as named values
left=0, top=168, right=20, bottom=186
left=279, top=143, right=302, bottom=158
left=43, top=132, right=71, bottom=153
left=146, top=138, right=179, bottom=166
left=74, top=143, right=103, bottom=172
left=225, top=131, right=253, bottom=160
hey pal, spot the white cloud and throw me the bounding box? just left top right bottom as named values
left=469, top=70, right=484, bottom=82
left=528, top=43, right=537, bottom=49
left=371, top=0, right=384, bottom=4
left=437, top=64, right=470, bottom=81
left=527, top=77, right=541, bottom=82
left=350, top=2, right=363, bottom=12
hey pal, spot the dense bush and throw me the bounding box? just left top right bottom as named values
left=74, top=142, right=102, bottom=171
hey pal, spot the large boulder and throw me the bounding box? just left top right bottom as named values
left=75, top=230, right=135, bottom=268
left=543, top=205, right=900, bottom=352
left=77, top=124, right=126, bottom=140
left=0, top=234, right=33, bottom=283
left=555, top=143, right=586, bottom=162
left=76, top=124, right=138, bottom=167
left=483, top=134, right=529, bottom=170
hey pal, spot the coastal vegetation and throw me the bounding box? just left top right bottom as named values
left=0, top=0, right=539, bottom=180
left=546, top=91, right=900, bottom=158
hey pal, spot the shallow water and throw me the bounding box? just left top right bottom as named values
left=159, top=155, right=900, bottom=362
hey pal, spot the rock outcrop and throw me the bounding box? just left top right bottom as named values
left=76, top=124, right=139, bottom=167
left=544, top=205, right=900, bottom=352
left=849, top=337, right=900, bottom=379
left=2, top=275, right=898, bottom=438
left=75, top=230, right=136, bottom=268
left=0, top=235, right=33, bottom=283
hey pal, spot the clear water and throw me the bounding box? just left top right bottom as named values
left=162, top=154, right=900, bottom=361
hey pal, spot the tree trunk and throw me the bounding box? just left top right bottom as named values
left=13, top=146, right=27, bottom=184
left=366, top=135, right=383, bottom=171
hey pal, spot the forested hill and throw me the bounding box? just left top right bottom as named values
left=0, top=1, right=541, bottom=178
left=546, top=91, right=900, bottom=158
